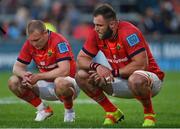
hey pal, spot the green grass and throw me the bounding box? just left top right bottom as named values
left=0, top=71, right=180, bottom=128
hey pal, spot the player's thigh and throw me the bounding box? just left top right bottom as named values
left=133, top=70, right=163, bottom=97
left=34, top=80, right=59, bottom=101
left=63, top=76, right=80, bottom=99
left=110, top=71, right=162, bottom=99
left=111, top=78, right=134, bottom=98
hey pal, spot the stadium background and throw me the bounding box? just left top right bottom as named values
left=0, top=0, right=180, bottom=128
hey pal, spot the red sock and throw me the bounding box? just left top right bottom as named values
left=143, top=99, right=154, bottom=114
left=90, top=89, right=117, bottom=112
left=59, top=87, right=74, bottom=109
left=60, top=95, right=73, bottom=109
left=136, top=95, right=154, bottom=114
left=19, top=89, right=42, bottom=107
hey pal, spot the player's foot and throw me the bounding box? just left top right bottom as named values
left=103, top=108, right=124, bottom=125
left=34, top=106, right=53, bottom=121
left=142, top=113, right=156, bottom=127
left=64, top=110, right=75, bottom=122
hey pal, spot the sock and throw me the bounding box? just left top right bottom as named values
left=59, top=87, right=74, bottom=109
left=36, top=102, right=47, bottom=111
left=60, top=95, right=73, bottom=109
left=89, top=89, right=117, bottom=112
left=136, top=95, right=154, bottom=114
left=65, top=108, right=74, bottom=113
left=19, top=89, right=42, bottom=108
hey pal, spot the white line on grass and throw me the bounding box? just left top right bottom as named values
left=0, top=97, right=118, bottom=105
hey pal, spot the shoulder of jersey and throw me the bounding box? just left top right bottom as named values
left=118, top=21, right=136, bottom=30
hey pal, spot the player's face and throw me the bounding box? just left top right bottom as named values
left=28, top=30, right=48, bottom=49
left=93, top=15, right=113, bottom=39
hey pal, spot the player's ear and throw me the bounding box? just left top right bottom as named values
left=109, top=20, right=115, bottom=29
left=43, top=30, right=48, bottom=35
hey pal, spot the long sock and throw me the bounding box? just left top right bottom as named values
left=60, top=87, right=74, bottom=109
left=89, top=89, right=117, bottom=112
left=136, top=95, right=154, bottom=114
left=60, top=95, right=73, bottom=109
left=19, top=89, right=42, bottom=108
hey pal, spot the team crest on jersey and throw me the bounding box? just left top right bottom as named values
left=103, top=44, right=107, bottom=49
left=47, top=49, right=54, bottom=57
left=126, top=33, right=140, bottom=47
left=116, top=44, right=121, bottom=50
left=58, top=42, right=69, bottom=53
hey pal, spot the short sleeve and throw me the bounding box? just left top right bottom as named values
left=17, top=41, right=32, bottom=64
left=55, top=41, right=72, bottom=62
left=82, top=30, right=99, bottom=57
left=121, top=27, right=146, bottom=58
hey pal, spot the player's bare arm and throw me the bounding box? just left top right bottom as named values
left=118, top=51, right=148, bottom=78
left=13, top=61, right=29, bottom=78
left=29, top=60, right=70, bottom=85
left=13, top=61, right=33, bottom=87
left=77, top=50, right=93, bottom=70
left=77, top=50, right=114, bottom=84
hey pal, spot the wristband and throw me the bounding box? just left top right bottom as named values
left=112, top=69, right=120, bottom=77
left=89, top=62, right=100, bottom=70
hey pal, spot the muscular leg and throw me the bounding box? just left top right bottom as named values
left=54, top=77, right=75, bottom=110
left=75, top=69, right=117, bottom=112
left=8, top=75, right=44, bottom=110
left=128, top=73, right=154, bottom=114
left=54, top=77, right=76, bottom=122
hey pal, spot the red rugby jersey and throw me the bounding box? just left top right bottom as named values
left=82, top=21, right=164, bottom=80
left=17, top=31, right=76, bottom=77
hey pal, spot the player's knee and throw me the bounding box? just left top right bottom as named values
left=75, top=70, right=89, bottom=83
left=8, top=75, right=20, bottom=91
left=128, top=73, right=148, bottom=89
left=54, top=77, right=71, bottom=95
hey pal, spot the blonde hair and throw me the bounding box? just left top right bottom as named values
left=26, top=20, right=46, bottom=36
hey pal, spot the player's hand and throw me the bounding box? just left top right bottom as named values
left=88, top=70, right=101, bottom=85
left=21, top=71, right=33, bottom=88
left=96, top=65, right=114, bottom=83
left=88, top=70, right=112, bottom=87
left=29, top=73, right=39, bottom=85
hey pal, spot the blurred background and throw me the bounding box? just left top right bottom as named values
left=1, top=1, right=180, bottom=128
left=0, top=0, right=180, bottom=72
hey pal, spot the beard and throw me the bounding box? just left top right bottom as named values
left=101, top=26, right=113, bottom=40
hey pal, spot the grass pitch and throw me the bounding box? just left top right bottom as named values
left=0, top=71, right=180, bottom=128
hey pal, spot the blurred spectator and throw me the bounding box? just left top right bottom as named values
left=0, top=23, right=7, bottom=38
left=159, top=0, right=179, bottom=34
left=66, top=3, right=81, bottom=31
left=49, top=1, right=67, bottom=27
left=0, top=0, right=180, bottom=41
left=59, top=18, right=71, bottom=36
left=15, top=6, right=30, bottom=35
left=8, top=21, right=21, bottom=40
left=72, top=21, right=93, bottom=40
left=143, top=7, right=157, bottom=34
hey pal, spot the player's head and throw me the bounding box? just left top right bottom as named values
left=93, top=3, right=118, bottom=40
left=26, top=20, right=49, bottom=49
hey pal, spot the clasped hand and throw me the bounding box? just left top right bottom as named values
left=88, top=65, right=114, bottom=86
left=21, top=72, right=39, bottom=88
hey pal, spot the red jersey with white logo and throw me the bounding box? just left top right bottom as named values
left=82, top=21, right=164, bottom=80
left=17, top=31, right=76, bottom=77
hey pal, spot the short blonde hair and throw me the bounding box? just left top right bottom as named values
left=26, top=20, right=46, bottom=36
